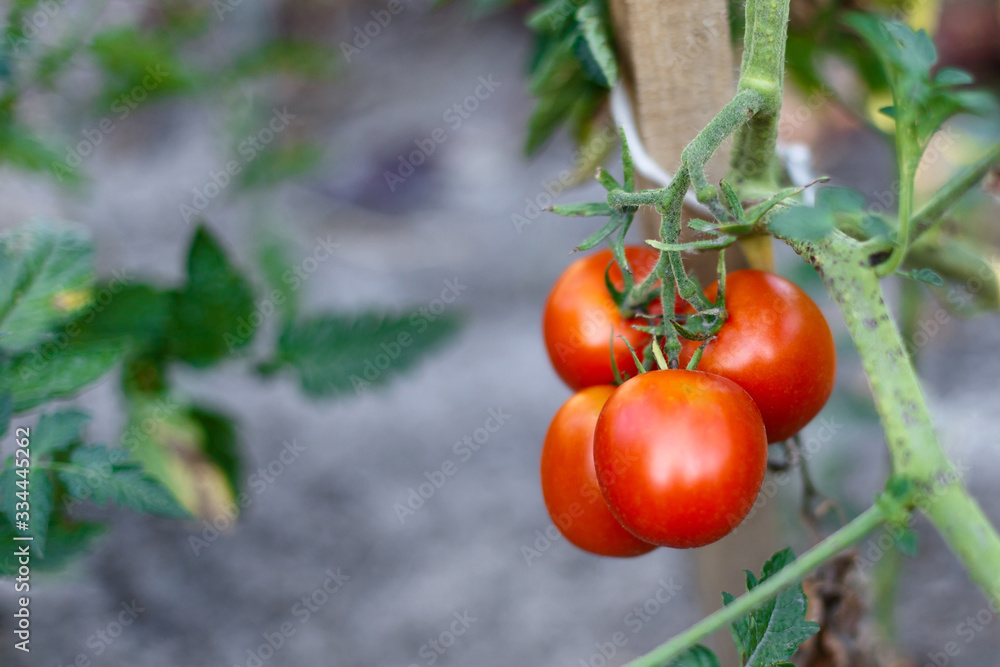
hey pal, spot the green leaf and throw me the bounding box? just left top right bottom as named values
left=0, top=341, right=122, bottom=413
left=167, top=225, right=257, bottom=366
left=28, top=469, right=53, bottom=555
left=32, top=410, right=90, bottom=458
left=527, top=0, right=578, bottom=33
left=275, top=312, right=460, bottom=397
left=0, top=392, right=11, bottom=438
left=122, top=396, right=235, bottom=520
left=816, top=187, right=865, bottom=213
left=253, top=225, right=301, bottom=325
left=664, top=644, right=721, bottom=667
left=188, top=406, right=241, bottom=496
left=573, top=0, right=618, bottom=88
left=768, top=207, right=834, bottom=241
left=68, top=283, right=171, bottom=349
left=0, top=126, right=83, bottom=183
left=33, top=517, right=107, bottom=573
left=551, top=202, right=614, bottom=217
left=576, top=211, right=627, bottom=251
left=720, top=180, right=744, bottom=221
left=900, top=268, right=945, bottom=287
left=0, top=219, right=94, bottom=351
left=89, top=26, right=198, bottom=107
left=935, top=67, right=974, bottom=87
left=896, top=528, right=919, bottom=557
left=724, top=548, right=820, bottom=666
left=57, top=445, right=190, bottom=518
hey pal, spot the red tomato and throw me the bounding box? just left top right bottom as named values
left=594, top=370, right=767, bottom=549
left=541, top=385, right=657, bottom=557
left=543, top=247, right=660, bottom=390
left=680, top=270, right=836, bottom=443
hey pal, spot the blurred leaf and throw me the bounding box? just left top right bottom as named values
left=573, top=0, right=618, bottom=88
left=723, top=548, right=819, bottom=666
left=0, top=392, right=11, bottom=438
left=57, top=445, right=189, bottom=518
left=1, top=341, right=122, bottom=413
left=0, top=126, right=82, bottom=183
left=768, top=207, right=834, bottom=241
left=816, top=186, right=865, bottom=213
left=0, top=219, right=94, bottom=351
left=123, top=396, right=235, bottom=520
left=32, top=410, right=89, bottom=458
left=664, top=645, right=721, bottom=667
left=238, top=142, right=323, bottom=189
left=89, top=26, right=198, bottom=107
left=896, top=528, right=919, bottom=556
left=254, top=226, right=300, bottom=324
left=274, top=312, right=460, bottom=397
left=167, top=225, right=257, bottom=366
left=230, top=41, right=337, bottom=80
left=67, top=282, right=171, bottom=350
left=188, top=406, right=241, bottom=496
left=32, top=517, right=107, bottom=573
left=899, top=267, right=944, bottom=287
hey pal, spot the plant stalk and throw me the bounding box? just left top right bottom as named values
left=624, top=504, right=886, bottom=667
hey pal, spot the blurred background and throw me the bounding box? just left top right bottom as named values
left=0, top=0, right=999, bottom=665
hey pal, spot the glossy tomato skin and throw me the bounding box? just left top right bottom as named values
left=540, top=386, right=657, bottom=557
left=680, top=270, right=836, bottom=443
left=543, top=247, right=659, bottom=390
left=594, top=370, right=767, bottom=549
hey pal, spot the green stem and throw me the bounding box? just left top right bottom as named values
left=910, top=141, right=1000, bottom=240
left=788, top=231, right=1000, bottom=604
left=624, top=504, right=886, bottom=667
left=730, top=0, right=791, bottom=185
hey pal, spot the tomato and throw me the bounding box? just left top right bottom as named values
left=679, top=269, right=836, bottom=443
left=543, top=247, right=660, bottom=390
left=594, top=370, right=767, bottom=549
left=541, top=385, right=657, bottom=557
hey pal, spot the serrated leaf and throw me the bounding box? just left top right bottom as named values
left=0, top=219, right=94, bottom=351
left=167, top=225, right=257, bottom=366
left=276, top=311, right=460, bottom=397
left=32, top=410, right=90, bottom=458
left=0, top=341, right=122, bottom=413
left=551, top=202, right=614, bottom=217
left=664, top=644, right=721, bottom=667
left=768, top=207, right=834, bottom=241
left=57, top=445, right=189, bottom=518
left=33, top=517, right=107, bottom=573
left=724, top=548, right=820, bottom=667
left=573, top=0, right=618, bottom=88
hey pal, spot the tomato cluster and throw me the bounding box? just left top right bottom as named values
left=540, top=250, right=836, bottom=554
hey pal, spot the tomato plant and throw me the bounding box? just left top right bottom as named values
left=680, top=269, right=836, bottom=443
left=542, top=246, right=660, bottom=389
left=540, top=385, right=657, bottom=557
left=593, top=370, right=767, bottom=549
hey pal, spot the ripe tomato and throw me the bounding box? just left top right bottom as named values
left=541, top=385, right=657, bottom=557
left=594, top=370, right=767, bottom=548
left=679, top=270, right=836, bottom=443
left=543, top=247, right=660, bottom=390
